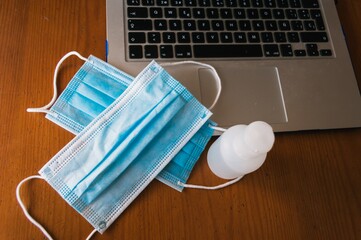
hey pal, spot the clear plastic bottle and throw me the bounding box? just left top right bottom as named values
left=207, top=121, right=275, bottom=179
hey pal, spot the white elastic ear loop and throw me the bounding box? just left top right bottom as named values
left=178, top=176, right=243, bottom=190
left=177, top=125, right=243, bottom=190
left=16, top=175, right=53, bottom=240
left=27, top=51, right=88, bottom=114
left=16, top=175, right=97, bottom=240
left=160, top=61, right=222, bottom=110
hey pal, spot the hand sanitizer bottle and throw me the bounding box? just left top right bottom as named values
left=207, top=121, right=275, bottom=179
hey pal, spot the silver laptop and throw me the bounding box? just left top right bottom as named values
left=106, top=0, right=361, bottom=132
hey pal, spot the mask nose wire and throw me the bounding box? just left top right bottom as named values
left=160, top=61, right=222, bottom=110
left=26, top=51, right=88, bottom=114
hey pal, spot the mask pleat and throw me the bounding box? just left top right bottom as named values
left=67, top=92, right=106, bottom=118
left=76, top=82, right=116, bottom=108
left=82, top=66, right=129, bottom=99
left=69, top=84, right=186, bottom=204
left=82, top=96, right=209, bottom=220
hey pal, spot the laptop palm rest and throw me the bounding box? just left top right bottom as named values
left=198, top=66, right=288, bottom=127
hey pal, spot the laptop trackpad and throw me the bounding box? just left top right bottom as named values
left=198, top=66, right=288, bottom=127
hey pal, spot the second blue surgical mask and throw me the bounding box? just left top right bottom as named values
left=28, top=52, right=216, bottom=191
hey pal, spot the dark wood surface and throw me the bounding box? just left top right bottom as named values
left=1, top=1, right=360, bottom=239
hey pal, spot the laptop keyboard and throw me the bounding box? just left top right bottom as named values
left=126, top=0, right=332, bottom=59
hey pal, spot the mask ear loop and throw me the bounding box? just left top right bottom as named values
left=26, top=51, right=88, bottom=114
left=177, top=126, right=244, bottom=190
left=16, top=175, right=54, bottom=239
left=16, top=175, right=98, bottom=240
left=160, top=61, right=221, bottom=110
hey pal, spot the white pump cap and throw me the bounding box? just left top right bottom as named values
left=207, top=121, right=275, bottom=179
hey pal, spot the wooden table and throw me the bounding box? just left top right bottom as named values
left=1, top=1, right=360, bottom=239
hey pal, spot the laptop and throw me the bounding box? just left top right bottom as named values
left=106, top=0, right=361, bottom=132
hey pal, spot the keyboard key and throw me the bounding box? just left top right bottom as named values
left=298, top=9, right=310, bottom=19
left=252, top=0, right=263, bottom=7
left=171, top=0, right=183, bottom=6
left=128, top=0, right=141, bottom=5
left=193, top=44, right=263, bottom=57
left=169, top=20, right=182, bottom=30
left=154, top=20, right=167, bottom=30
left=261, top=32, right=274, bottom=42
left=260, top=9, right=272, bottom=19
left=198, top=0, right=211, bottom=6
left=127, top=7, right=148, bottom=18
left=294, top=49, right=306, bottom=56
left=128, top=20, right=152, bottom=30
left=198, top=20, right=211, bottom=30
left=286, top=9, right=298, bottom=19
left=278, top=21, right=290, bottom=30
left=212, top=20, right=224, bottom=30
left=291, top=20, right=303, bottom=30
left=129, top=45, right=143, bottom=58
left=287, top=32, right=300, bottom=42
left=239, top=0, right=251, bottom=7
left=248, top=32, right=260, bottom=42
left=301, top=0, right=319, bottom=8
left=128, top=32, right=146, bottom=43
left=273, top=9, right=285, bottom=19
left=300, top=32, right=328, bottom=42
left=265, top=20, right=278, bottom=30
left=220, top=9, right=233, bottom=18
left=213, top=0, right=225, bottom=6
left=304, top=20, right=316, bottom=30
left=234, top=9, right=246, bottom=19
left=221, top=32, right=233, bottom=42
left=193, top=8, right=206, bottom=18
left=184, top=20, right=197, bottom=30
left=192, top=32, right=205, bottom=43
left=280, top=44, right=293, bottom=56
left=164, top=8, right=177, bottom=18
left=148, top=32, right=161, bottom=43
left=206, top=32, right=219, bottom=42
left=239, top=20, right=252, bottom=30
left=185, top=0, right=197, bottom=6
left=320, top=49, right=332, bottom=56
left=144, top=45, right=158, bottom=58
left=226, top=0, right=238, bottom=7
left=177, top=32, right=191, bottom=43
left=226, top=20, right=238, bottom=30
left=150, top=7, right=163, bottom=18
left=264, top=44, right=280, bottom=57
left=162, top=32, right=176, bottom=43
left=207, top=8, right=219, bottom=18
left=175, top=45, right=192, bottom=58
left=289, top=0, right=301, bottom=8
left=253, top=20, right=265, bottom=31
left=157, top=0, right=169, bottom=5
left=274, top=32, right=287, bottom=42
left=247, top=9, right=259, bottom=19
left=234, top=32, right=247, bottom=42
left=179, top=8, right=192, bottom=18
left=160, top=45, right=174, bottom=58
left=310, top=10, right=325, bottom=30
left=306, top=43, right=319, bottom=56
left=264, top=0, right=276, bottom=7
left=143, top=0, right=155, bottom=5
left=277, top=0, right=289, bottom=7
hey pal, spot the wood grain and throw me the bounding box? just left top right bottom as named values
left=0, top=0, right=360, bottom=239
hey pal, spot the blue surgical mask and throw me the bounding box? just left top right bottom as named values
left=17, top=60, right=213, bottom=238
left=28, top=52, right=218, bottom=191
